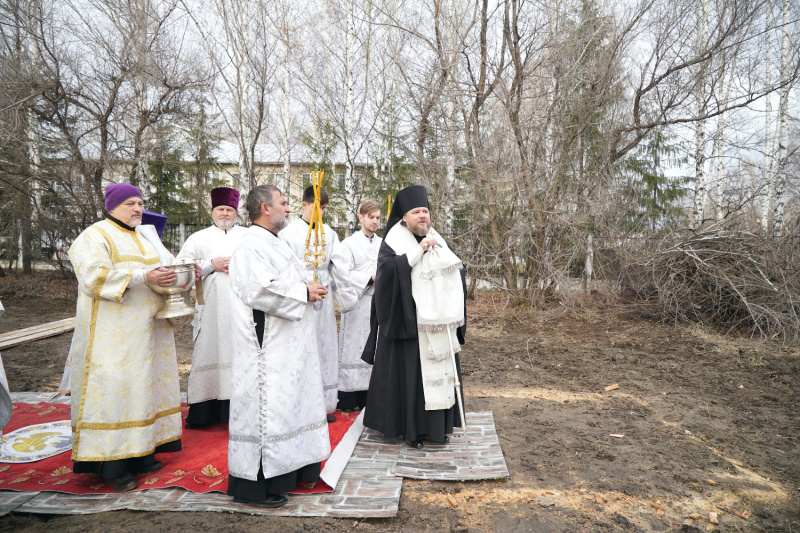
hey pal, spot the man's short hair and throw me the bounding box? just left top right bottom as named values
left=245, top=185, right=282, bottom=223
left=359, top=200, right=381, bottom=216
left=302, top=185, right=329, bottom=205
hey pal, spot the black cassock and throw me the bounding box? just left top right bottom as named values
left=361, top=237, right=466, bottom=443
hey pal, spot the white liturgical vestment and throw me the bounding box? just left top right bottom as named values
left=279, top=219, right=357, bottom=413
left=68, top=219, right=181, bottom=462
left=176, top=224, right=246, bottom=404
left=227, top=225, right=330, bottom=480
left=338, top=230, right=381, bottom=392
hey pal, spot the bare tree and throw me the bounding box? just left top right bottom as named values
left=182, top=0, right=276, bottom=195
left=300, top=0, right=382, bottom=232
left=0, top=0, right=201, bottom=275
left=760, top=0, right=776, bottom=233
left=771, top=0, right=798, bottom=235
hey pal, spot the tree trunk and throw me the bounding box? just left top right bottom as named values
left=343, top=0, right=358, bottom=235
left=761, top=0, right=774, bottom=233
left=236, top=0, right=255, bottom=195
left=20, top=200, right=33, bottom=274
left=712, top=10, right=738, bottom=223
left=583, top=233, right=594, bottom=292
left=281, top=31, right=292, bottom=196
left=772, top=0, right=793, bottom=235
left=692, top=0, right=709, bottom=228
left=442, top=0, right=459, bottom=235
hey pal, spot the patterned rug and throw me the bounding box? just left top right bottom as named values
left=0, top=393, right=506, bottom=518
left=0, top=402, right=360, bottom=495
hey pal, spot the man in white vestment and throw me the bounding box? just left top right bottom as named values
left=68, top=183, right=183, bottom=493
left=337, top=200, right=382, bottom=411
left=279, top=185, right=357, bottom=422
left=176, top=187, right=246, bottom=429
left=227, top=184, right=330, bottom=508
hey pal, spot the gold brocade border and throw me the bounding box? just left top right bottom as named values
left=78, top=407, right=182, bottom=430
left=70, top=435, right=181, bottom=463
left=116, top=270, right=133, bottom=303
left=94, top=224, right=159, bottom=266
left=71, top=298, right=99, bottom=460
left=89, top=265, right=109, bottom=298
left=130, top=232, right=146, bottom=255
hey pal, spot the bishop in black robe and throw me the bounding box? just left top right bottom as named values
left=360, top=186, right=466, bottom=445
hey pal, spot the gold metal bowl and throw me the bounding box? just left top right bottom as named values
left=148, top=263, right=197, bottom=320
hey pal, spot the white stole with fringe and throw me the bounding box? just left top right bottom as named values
left=384, top=224, right=464, bottom=410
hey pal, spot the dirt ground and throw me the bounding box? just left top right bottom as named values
left=0, top=272, right=798, bottom=532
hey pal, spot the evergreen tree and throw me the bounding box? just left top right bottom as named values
left=623, top=127, right=688, bottom=231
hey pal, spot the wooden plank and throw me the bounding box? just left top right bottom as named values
left=0, top=325, right=75, bottom=350
left=0, top=320, right=75, bottom=344
left=2, top=318, right=75, bottom=339
left=0, top=317, right=76, bottom=350
left=0, top=318, right=76, bottom=342
left=0, top=317, right=74, bottom=334
left=1, top=324, right=75, bottom=347
left=0, top=325, right=75, bottom=349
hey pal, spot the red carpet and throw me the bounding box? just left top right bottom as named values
left=0, top=402, right=358, bottom=495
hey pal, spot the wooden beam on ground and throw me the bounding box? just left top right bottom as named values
left=0, top=317, right=76, bottom=350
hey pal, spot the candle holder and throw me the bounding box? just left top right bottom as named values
left=303, top=171, right=327, bottom=284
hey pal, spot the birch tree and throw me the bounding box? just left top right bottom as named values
left=303, top=0, right=381, bottom=232
left=692, top=0, right=710, bottom=228
left=709, top=0, right=744, bottom=222
left=0, top=0, right=199, bottom=273
left=760, top=0, right=775, bottom=232
left=771, top=0, right=797, bottom=235
left=264, top=0, right=300, bottom=195
left=183, top=0, right=275, bottom=195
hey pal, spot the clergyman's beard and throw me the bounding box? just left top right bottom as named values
left=129, top=218, right=142, bottom=228
left=411, top=223, right=429, bottom=237
left=273, top=217, right=288, bottom=232
left=215, top=219, right=234, bottom=230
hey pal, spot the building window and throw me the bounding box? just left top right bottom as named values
left=302, top=173, right=311, bottom=188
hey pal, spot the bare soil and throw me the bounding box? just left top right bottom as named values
left=0, top=271, right=798, bottom=532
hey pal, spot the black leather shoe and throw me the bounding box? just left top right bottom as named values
left=327, top=415, right=336, bottom=423
left=131, top=460, right=163, bottom=476
left=233, top=494, right=288, bottom=508
left=405, top=439, right=424, bottom=449
left=108, top=473, right=138, bottom=493
left=184, top=422, right=211, bottom=430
